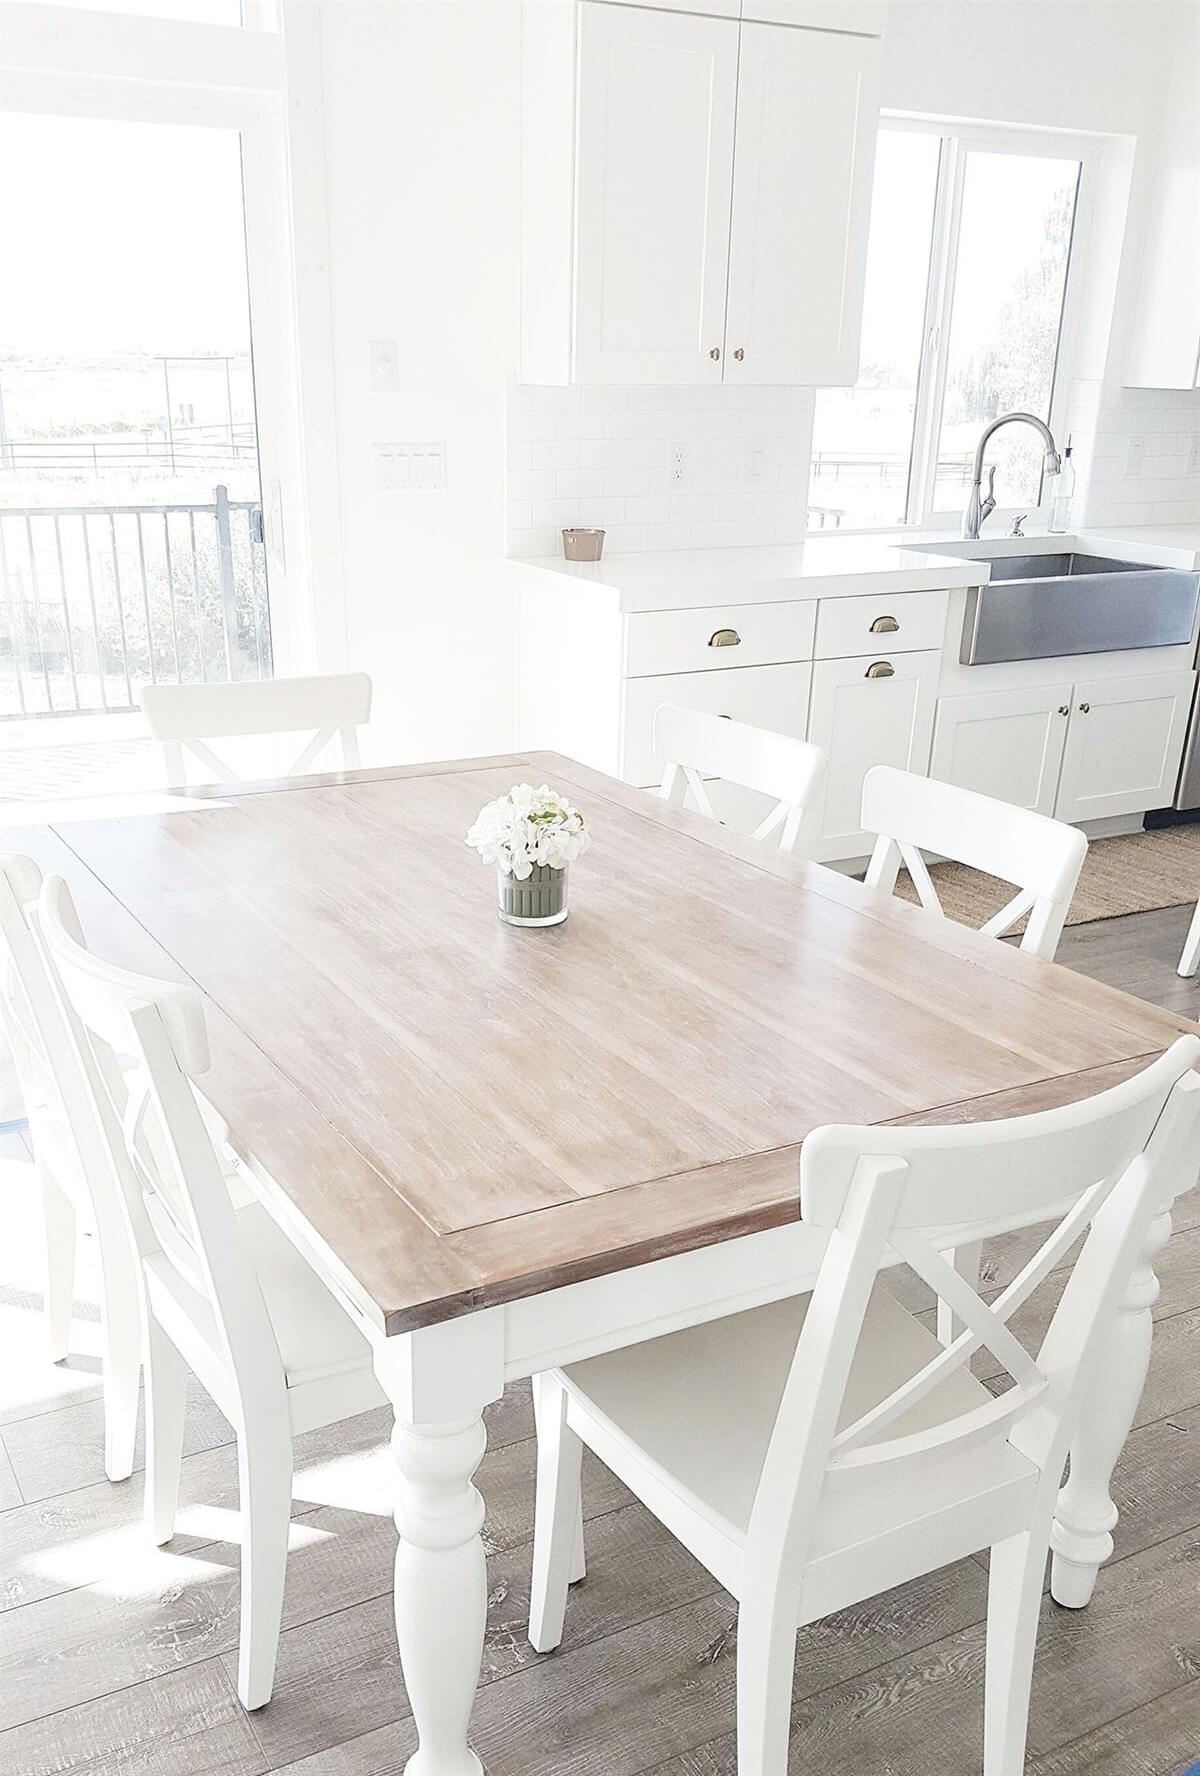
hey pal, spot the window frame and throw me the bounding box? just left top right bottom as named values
left=808, top=114, right=1099, bottom=537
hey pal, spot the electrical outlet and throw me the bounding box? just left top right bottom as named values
left=1187, top=435, right=1200, bottom=476
left=369, top=340, right=399, bottom=394
left=745, top=442, right=766, bottom=484
left=1124, top=434, right=1145, bottom=477
left=671, top=445, right=689, bottom=485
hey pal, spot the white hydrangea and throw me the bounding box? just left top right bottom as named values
left=466, top=783, right=591, bottom=880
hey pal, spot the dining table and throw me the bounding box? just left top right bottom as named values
left=12, top=749, right=1199, bottom=1776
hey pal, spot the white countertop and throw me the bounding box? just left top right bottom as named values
left=513, top=524, right=1200, bottom=613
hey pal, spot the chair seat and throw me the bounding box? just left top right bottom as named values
left=559, top=1283, right=1038, bottom=1596
left=147, top=1199, right=384, bottom=1416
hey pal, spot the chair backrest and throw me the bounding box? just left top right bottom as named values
left=860, top=764, right=1087, bottom=959
left=746, top=1037, right=1200, bottom=1598
left=0, top=854, right=136, bottom=1275
left=654, top=703, right=826, bottom=855
left=141, top=672, right=373, bottom=788
left=35, top=875, right=281, bottom=1399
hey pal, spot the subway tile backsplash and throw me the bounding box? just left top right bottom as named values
left=507, top=379, right=1199, bottom=558
left=507, top=383, right=815, bottom=557
left=1078, top=385, right=1200, bottom=528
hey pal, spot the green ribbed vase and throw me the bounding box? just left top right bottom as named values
left=497, top=863, right=569, bottom=927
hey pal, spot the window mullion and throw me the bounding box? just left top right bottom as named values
left=910, top=136, right=966, bottom=528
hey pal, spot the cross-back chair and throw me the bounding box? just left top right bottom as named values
left=36, top=875, right=385, bottom=1711
left=140, top=672, right=372, bottom=789
left=654, top=703, right=826, bottom=856
left=861, top=764, right=1087, bottom=962
left=528, top=1038, right=1200, bottom=1775
left=0, top=855, right=141, bottom=1480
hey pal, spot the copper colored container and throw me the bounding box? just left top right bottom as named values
left=562, top=527, right=605, bottom=562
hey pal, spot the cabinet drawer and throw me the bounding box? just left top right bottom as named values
left=814, top=589, right=948, bottom=660
left=624, top=600, right=816, bottom=677
left=808, top=649, right=940, bottom=861
left=621, top=660, right=813, bottom=786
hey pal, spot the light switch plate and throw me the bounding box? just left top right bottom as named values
left=374, top=442, right=447, bottom=491
left=369, top=341, right=399, bottom=394
left=1188, top=435, right=1200, bottom=476
left=1124, top=434, right=1145, bottom=476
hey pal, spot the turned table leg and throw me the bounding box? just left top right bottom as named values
left=374, top=1314, right=503, bottom=1776
left=1050, top=1204, right=1172, bottom=1607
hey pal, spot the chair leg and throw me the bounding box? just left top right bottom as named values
left=143, top=1316, right=187, bottom=1545
left=937, top=1240, right=984, bottom=1346
left=983, top=1528, right=1048, bottom=1776
left=735, top=1596, right=797, bottom=1776
left=99, top=1281, right=141, bottom=1484
left=40, top=1168, right=76, bottom=1363
left=236, top=1422, right=293, bottom=1710
left=529, top=1371, right=584, bottom=1653
left=1179, top=897, right=1200, bottom=978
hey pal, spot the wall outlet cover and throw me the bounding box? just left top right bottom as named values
left=1124, top=434, right=1145, bottom=476
left=1188, top=435, right=1200, bottom=477
left=369, top=340, right=400, bottom=394
left=374, top=442, right=447, bottom=491
left=671, top=445, right=689, bottom=485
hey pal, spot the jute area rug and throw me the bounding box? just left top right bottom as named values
left=892, top=823, right=1200, bottom=931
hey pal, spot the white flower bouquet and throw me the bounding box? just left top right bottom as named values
left=466, top=783, right=590, bottom=926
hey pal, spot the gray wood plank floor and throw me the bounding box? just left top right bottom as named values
left=3, top=900, right=1200, bottom=1776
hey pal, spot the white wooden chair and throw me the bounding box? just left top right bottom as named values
left=528, top=1037, right=1200, bottom=1775
left=0, top=855, right=141, bottom=1481
left=860, top=765, right=1088, bottom=963
left=654, top=703, right=826, bottom=855
left=861, top=765, right=1090, bottom=1340
left=36, top=874, right=385, bottom=1711
left=140, top=672, right=372, bottom=789
left=1177, top=896, right=1200, bottom=978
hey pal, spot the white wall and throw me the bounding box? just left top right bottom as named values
left=308, top=0, right=524, bottom=764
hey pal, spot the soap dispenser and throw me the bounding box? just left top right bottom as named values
left=1048, top=439, right=1075, bottom=534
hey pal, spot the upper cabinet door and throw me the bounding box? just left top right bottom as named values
left=723, top=21, right=881, bottom=385
left=572, top=5, right=738, bottom=384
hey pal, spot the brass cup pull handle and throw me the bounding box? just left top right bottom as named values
left=1058, top=704, right=1070, bottom=716
left=1078, top=702, right=1090, bottom=713
left=709, top=346, right=721, bottom=361
left=865, top=660, right=895, bottom=679
left=869, top=615, right=899, bottom=634
left=708, top=628, right=741, bottom=648
left=733, top=348, right=745, bottom=361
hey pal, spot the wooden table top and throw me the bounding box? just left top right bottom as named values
left=19, top=752, right=1197, bottom=1335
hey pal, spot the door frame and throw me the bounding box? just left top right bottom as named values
left=0, top=1, right=342, bottom=677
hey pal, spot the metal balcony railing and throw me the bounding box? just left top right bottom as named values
left=0, top=486, right=272, bottom=718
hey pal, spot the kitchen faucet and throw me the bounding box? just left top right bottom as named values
left=962, top=412, right=1062, bottom=538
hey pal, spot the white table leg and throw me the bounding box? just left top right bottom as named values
left=1050, top=1204, right=1172, bottom=1607
left=374, top=1314, right=503, bottom=1776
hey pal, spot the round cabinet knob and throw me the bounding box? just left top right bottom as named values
left=1058, top=705, right=1070, bottom=716
left=708, top=628, right=741, bottom=648
left=1079, top=702, right=1091, bottom=713
left=865, top=660, right=895, bottom=679
left=869, top=615, right=899, bottom=634
left=709, top=347, right=721, bottom=361
left=733, top=348, right=745, bottom=361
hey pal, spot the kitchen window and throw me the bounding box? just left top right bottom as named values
left=807, top=121, right=1086, bottom=534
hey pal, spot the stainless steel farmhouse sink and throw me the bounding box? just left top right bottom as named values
left=916, top=541, right=1200, bottom=665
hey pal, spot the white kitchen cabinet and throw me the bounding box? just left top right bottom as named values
left=520, top=0, right=883, bottom=385
left=620, top=660, right=813, bottom=787
left=723, top=22, right=879, bottom=386
left=807, top=650, right=940, bottom=862
left=931, top=685, right=1072, bottom=817
left=572, top=4, right=738, bottom=385
left=1054, top=670, right=1194, bottom=824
